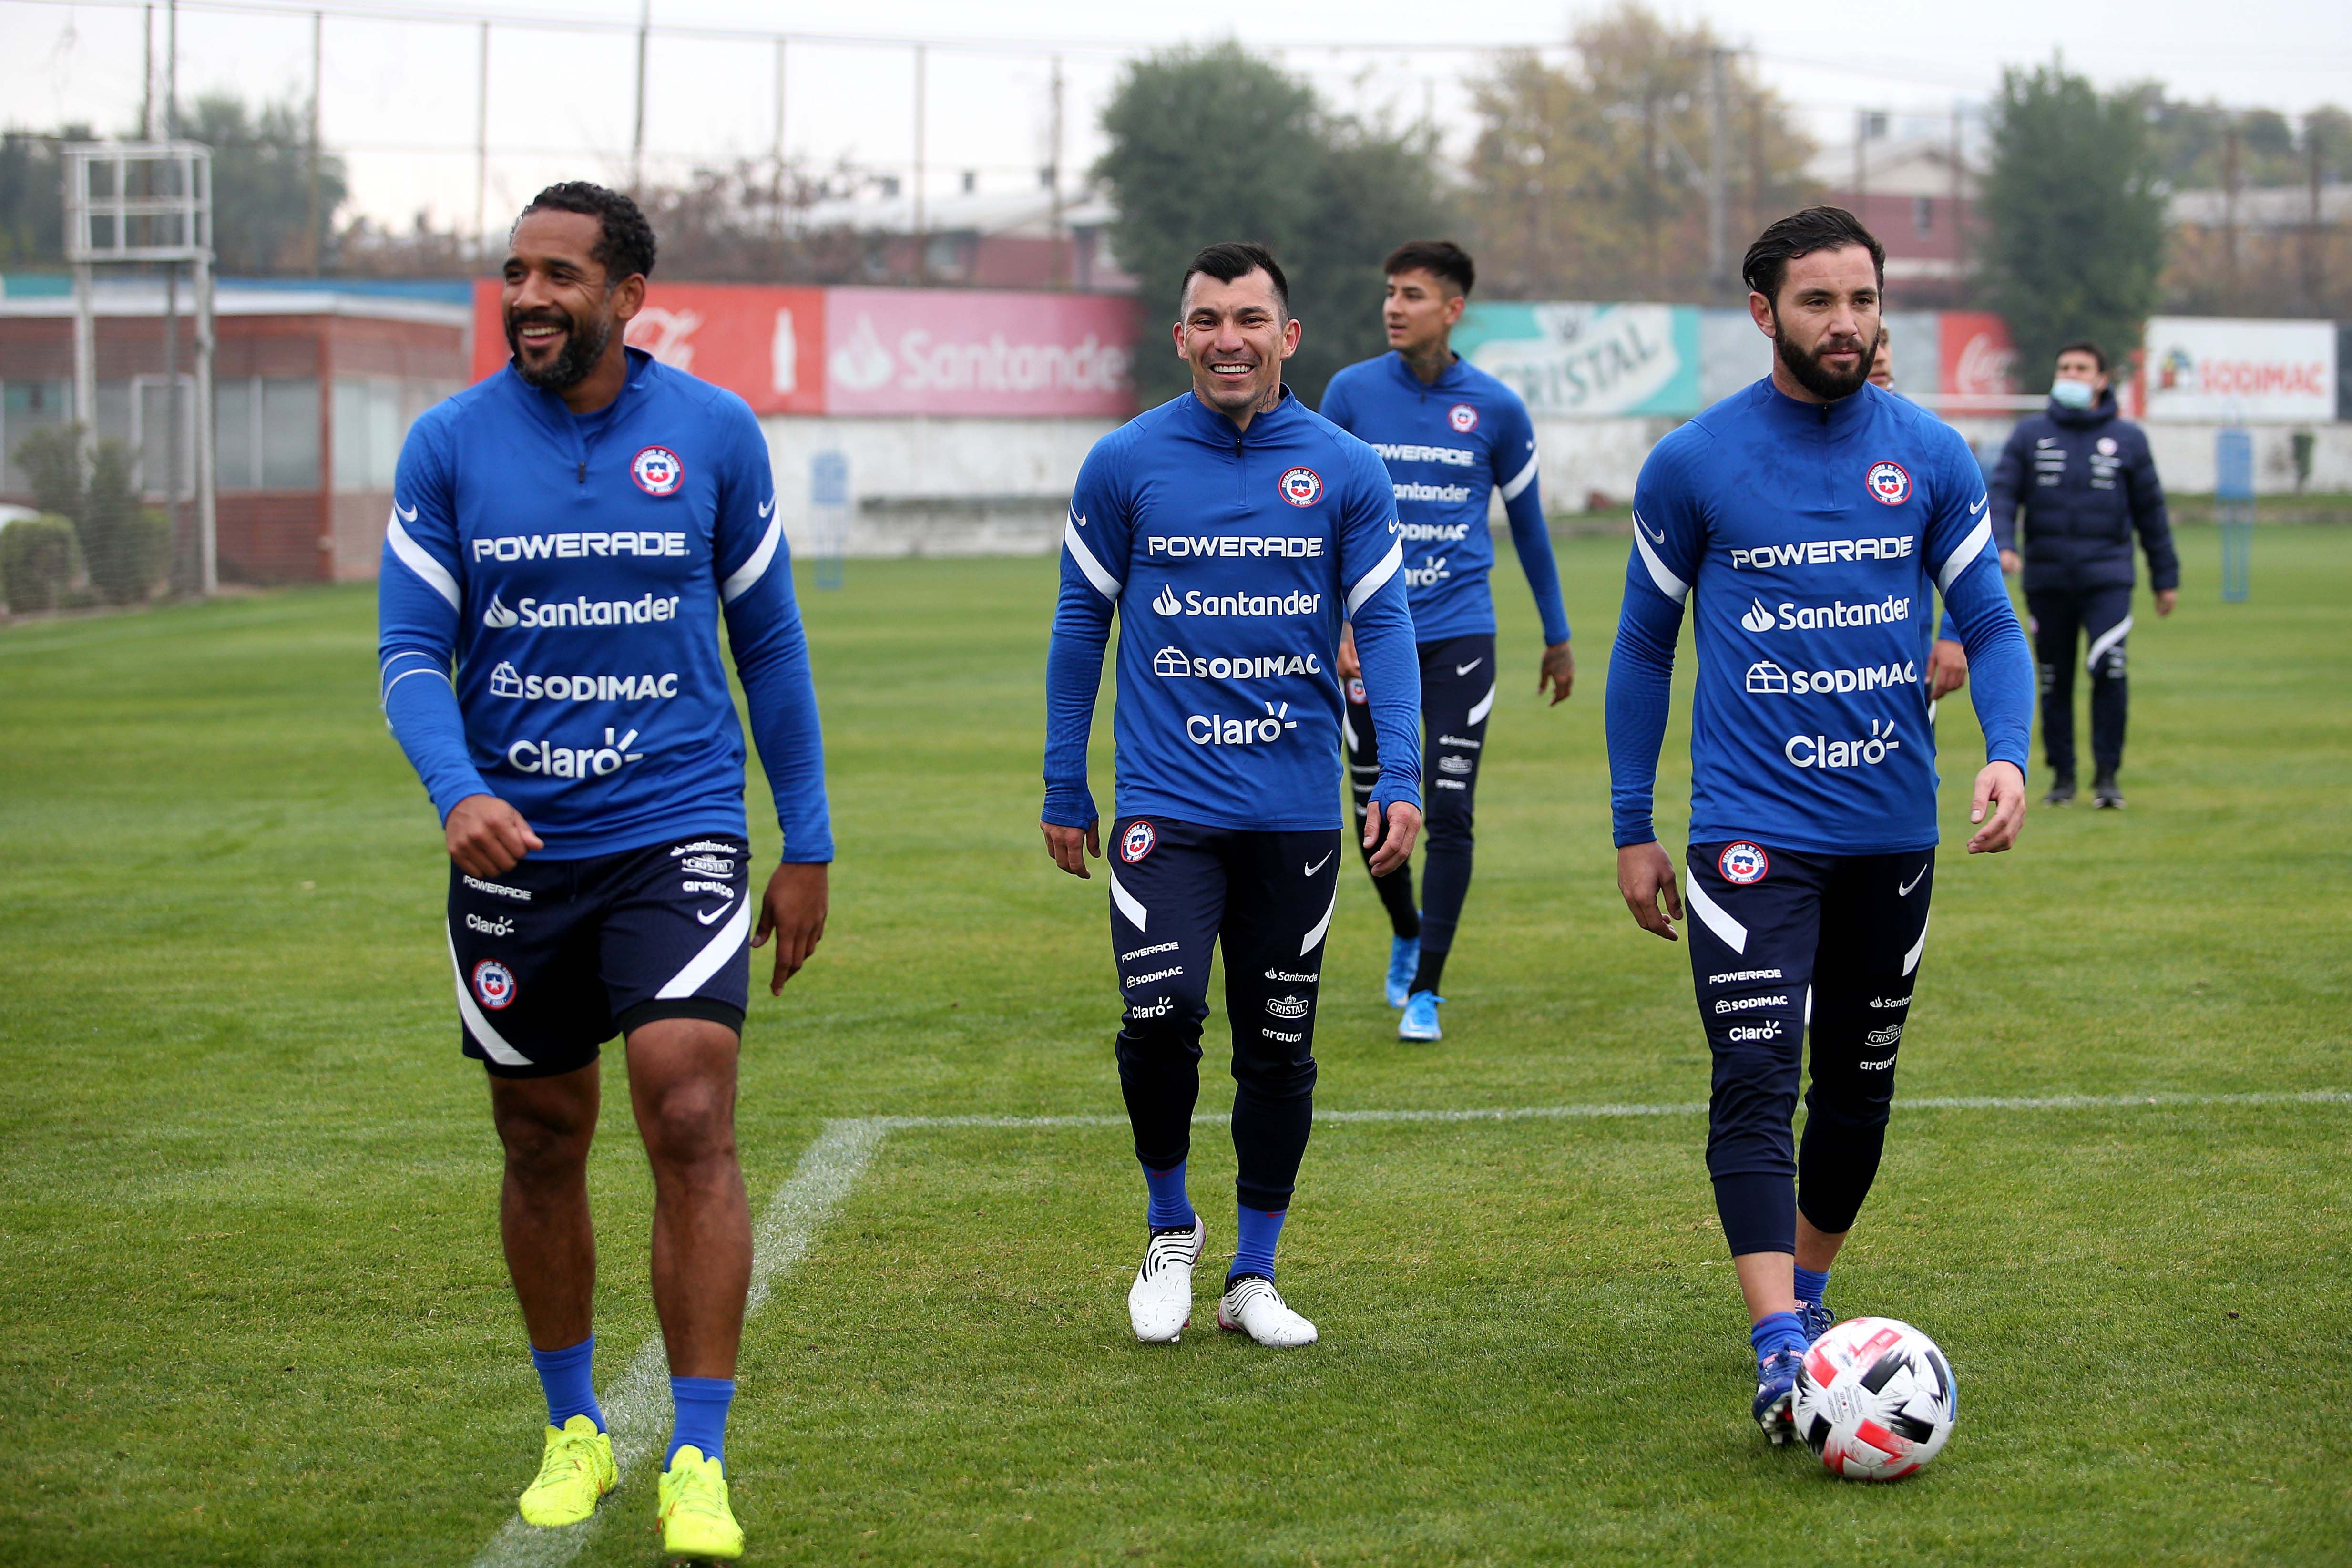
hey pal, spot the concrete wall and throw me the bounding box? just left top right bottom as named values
left=1947, top=418, right=2352, bottom=493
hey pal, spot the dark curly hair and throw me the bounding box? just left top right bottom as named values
left=1741, top=205, right=1882, bottom=306
left=516, top=181, right=658, bottom=283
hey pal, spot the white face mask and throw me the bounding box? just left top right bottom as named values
left=2051, top=378, right=2096, bottom=410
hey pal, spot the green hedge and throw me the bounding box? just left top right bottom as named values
left=0, top=514, right=84, bottom=614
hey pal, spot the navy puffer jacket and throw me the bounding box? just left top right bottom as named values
left=1986, top=389, right=2178, bottom=593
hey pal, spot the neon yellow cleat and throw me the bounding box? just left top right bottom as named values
left=516, top=1414, right=616, bottom=1527
left=657, top=1445, right=744, bottom=1561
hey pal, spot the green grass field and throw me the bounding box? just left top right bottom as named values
left=2, top=525, right=2347, bottom=1565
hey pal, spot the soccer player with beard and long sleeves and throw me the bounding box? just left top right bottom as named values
left=1320, top=241, right=1574, bottom=1042
left=378, top=183, right=828, bottom=1558
left=1605, top=207, right=2035, bottom=1443
left=1042, top=242, right=1424, bottom=1348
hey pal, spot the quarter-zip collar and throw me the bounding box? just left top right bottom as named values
left=501, top=347, right=654, bottom=486
left=1380, top=348, right=1469, bottom=397
left=1178, top=381, right=1305, bottom=448
left=1756, top=374, right=1874, bottom=436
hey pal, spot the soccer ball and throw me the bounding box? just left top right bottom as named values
left=1793, top=1316, right=1957, bottom=1480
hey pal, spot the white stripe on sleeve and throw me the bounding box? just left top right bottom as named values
left=1498, top=451, right=1540, bottom=502
left=1936, top=514, right=1994, bottom=594
left=388, top=511, right=460, bottom=610
left=1633, top=526, right=1690, bottom=605
left=721, top=510, right=784, bottom=604
left=1345, top=539, right=1404, bottom=616
left=1063, top=514, right=1122, bottom=600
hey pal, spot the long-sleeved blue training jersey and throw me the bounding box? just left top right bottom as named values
left=1605, top=379, right=2033, bottom=855
left=378, top=348, right=831, bottom=861
left=1319, top=351, right=1570, bottom=646
left=1043, top=387, right=1422, bottom=833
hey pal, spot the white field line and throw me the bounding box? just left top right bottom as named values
left=468, top=1085, right=2345, bottom=1564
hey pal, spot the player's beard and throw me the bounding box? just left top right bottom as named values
left=507, top=300, right=614, bottom=391
left=1775, top=317, right=1878, bottom=402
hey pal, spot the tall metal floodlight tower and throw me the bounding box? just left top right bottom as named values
left=65, top=141, right=218, bottom=596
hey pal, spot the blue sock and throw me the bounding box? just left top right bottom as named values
left=1143, top=1161, right=1196, bottom=1230
left=1229, top=1204, right=1287, bottom=1282
left=1750, top=1311, right=1807, bottom=1364
left=1794, top=1264, right=1831, bottom=1308
left=667, top=1376, right=735, bottom=1468
left=529, top=1335, right=604, bottom=1432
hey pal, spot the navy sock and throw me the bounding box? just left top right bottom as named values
left=1794, top=1264, right=1831, bottom=1309
left=529, top=1335, right=604, bottom=1432
left=1143, top=1161, right=1196, bottom=1231
left=667, top=1376, right=735, bottom=1468
left=1750, top=1311, right=1806, bottom=1364
left=1229, top=1204, right=1287, bottom=1282
left=1410, top=946, right=1449, bottom=997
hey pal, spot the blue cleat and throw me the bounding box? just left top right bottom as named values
left=1799, top=1298, right=1836, bottom=1346
left=1397, top=990, right=1444, bottom=1042
left=1385, top=934, right=1421, bottom=1009
left=1753, top=1346, right=1802, bottom=1444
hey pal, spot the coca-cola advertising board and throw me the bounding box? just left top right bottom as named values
left=2139, top=316, right=2336, bottom=422
left=470, top=279, right=828, bottom=414
left=1936, top=311, right=2020, bottom=414
left=821, top=287, right=1140, bottom=417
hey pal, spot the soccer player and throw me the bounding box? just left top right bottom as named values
left=1604, top=206, right=2034, bottom=1443
left=1042, top=242, right=1424, bottom=1348
left=1319, top=241, right=1573, bottom=1042
left=378, top=182, right=829, bottom=1558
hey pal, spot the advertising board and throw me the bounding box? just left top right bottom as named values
left=470, top=279, right=827, bottom=414
left=1453, top=302, right=1701, bottom=418
left=2141, top=316, right=2336, bottom=422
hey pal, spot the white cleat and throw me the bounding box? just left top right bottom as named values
left=1128, top=1219, right=1204, bottom=1343
left=1217, top=1274, right=1319, bottom=1347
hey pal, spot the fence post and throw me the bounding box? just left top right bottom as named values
left=812, top=451, right=848, bottom=591
left=2214, top=426, right=2252, bottom=603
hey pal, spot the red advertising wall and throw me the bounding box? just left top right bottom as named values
left=470, top=279, right=827, bottom=414
left=470, top=279, right=1139, bottom=418
left=1936, top=311, right=2019, bottom=415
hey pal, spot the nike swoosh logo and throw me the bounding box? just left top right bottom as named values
left=393, top=499, right=418, bottom=523
left=697, top=903, right=733, bottom=925
left=1303, top=853, right=1333, bottom=876
left=758, top=496, right=776, bottom=517
left=1969, top=494, right=1989, bottom=515
left=1635, top=511, right=1666, bottom=543
left=1897, top=869, right=1925, bottom=896
left=1455, top=658, right=1483, bottom=676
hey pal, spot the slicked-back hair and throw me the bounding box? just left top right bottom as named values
left=1742, top=205, right=1884, bottom=307
left=2057, top=338, right=2109, bottom=374
left=1179, top=242, right=1289, bottom=318
left=1384, top=239, right=1475, bottom=297
left=516, top=181, right=658, bottom=285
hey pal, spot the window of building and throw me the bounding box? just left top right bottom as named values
left=211, top=377, right=321, bottom=490
left=1, top=379, right=72, bottom=495
left=1913, top=196, right=1934, bottom=237
left=332, top=377, right=402, bottom=492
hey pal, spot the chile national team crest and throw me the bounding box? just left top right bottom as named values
left=471, top=958, right=518, bottom=1010
left=1718, top=842, right=1770, bottom=885
left=1448, top=403, right=1479, bottom=433
left=1865, top=461, right=1912, bottom=506
left=1278, top=467, right=1323, bottom=507
left=1120, top=820, right=1156, bottom=864
left=632, top=445, right=684, bottom=496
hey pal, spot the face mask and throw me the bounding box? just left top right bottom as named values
left=2051, top=378, right=2096, bottom=410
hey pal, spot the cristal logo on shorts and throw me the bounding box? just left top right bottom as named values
left=1718, top=842, right=1769, bottom=884
left=1278, top=467, right=1323, bottom=507
left=1121, top=820, right=1156, bottom=863
left=1265, top=994, right=1310, bottom=1019
left=632, top=445, right=684, bottom=496
left=472, top=958, right=518, bottom=1010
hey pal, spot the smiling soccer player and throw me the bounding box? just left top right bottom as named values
left=1041, top=242, right=1423, bottom=1348
left=1605, top=207, right=2034, bottom=1444
left=378, top=182, right=829, bottom=1558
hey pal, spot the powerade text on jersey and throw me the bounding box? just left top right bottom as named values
left=1043, top=388, right=1422, bottom=832
left=1319, top=352, right=1569, bottom=646
left=1606, top=379, right=2031, bottom=855
left=378, top=347, right=830, bottom=861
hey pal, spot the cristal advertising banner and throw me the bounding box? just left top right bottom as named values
left=2140, top=316, right=2337, bottom=422
left=470, top=279, right=826, bottom=415
left=1452, top=302, right=1701, bottom=418
left=820, top=287, right=1140, bottom=417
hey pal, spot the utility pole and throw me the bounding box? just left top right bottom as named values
left=912, top=43, right=927, bottom=284
left=770, top=37, right=786, bottom=244
left=1706, top=47, right=1728, bottom=303
left=2222, top=116, right=2240, bottom=296
left=1853, top=109, right=1866, bottom=215
left=166, top=0, right=177, bottom=136
left=2306, top=119, right=2324, bottom=314
left=473, top=22, right=489, bottom=260
left=631, top=0, right=650, bottom=193
left=1949, top=100, right=1965, bottom=305
left=142, top=5, right=154, bottom=138
left=1048, top=54, right=1064, bottom=288
left=306, top=10, right=322, bottom=274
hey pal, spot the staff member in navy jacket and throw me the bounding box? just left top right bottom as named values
left=1986, top=340, right=2178, bottom=809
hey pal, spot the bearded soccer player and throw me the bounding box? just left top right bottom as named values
left=378, top=183, right=829, bottom=1558
left=1605, top=206, right=2033, bottom=1442
left=1043, top=242, right=1423, bottom=1347
left=1319, top=240, right=1573, bottom=1042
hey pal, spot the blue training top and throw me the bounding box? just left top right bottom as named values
left=1043, top=387, right=1423, bottom=834
left=1605, top=378, right=2033, bottom=856
left=1320, top=351, right=1571, bottom=646
left=378, top=348, right=831, bottom=862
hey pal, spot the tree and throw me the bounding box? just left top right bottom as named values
left=1094, top=41, right=1454, bottom=405
left=179, top=92, right=346, bottom=273
left=1462, top=5, right=1815, bottom=303
left=1980, top=62, right=2168, bottom=379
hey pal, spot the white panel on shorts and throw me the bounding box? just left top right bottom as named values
left=656, top=891, right=753, bottom=999
left=1685, top=874, right=1748, bottom=955
left=1902, top=914, right=1930, bottom=977
left=1107, top=865, right=1147, bottom=932
left=447, top=924, right=532, bottom=1067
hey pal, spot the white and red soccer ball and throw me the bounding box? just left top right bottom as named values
left=1794, top=1316, right=1958, bottom=1481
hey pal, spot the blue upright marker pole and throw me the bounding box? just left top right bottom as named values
left=2215, top=427, right=2252, bottom=603
left=812, top=450, right=848, bottom=592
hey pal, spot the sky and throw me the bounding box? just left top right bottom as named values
left=6, top=0, right=2351, bottom=240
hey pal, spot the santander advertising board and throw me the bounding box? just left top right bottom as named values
left=822, top=287, right=1137, bottom=416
